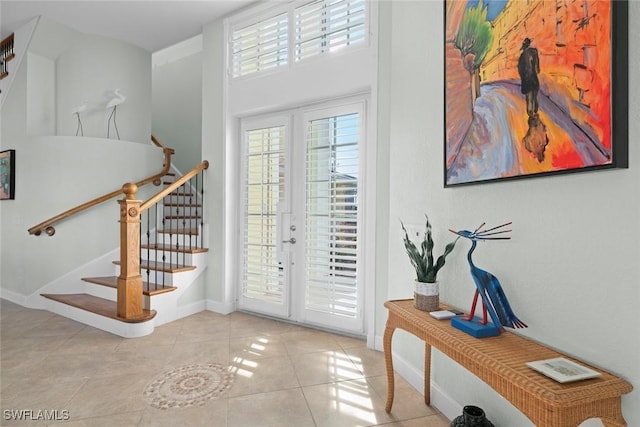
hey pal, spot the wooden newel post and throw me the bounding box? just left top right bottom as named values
left=117, top=183, right=143, bottom=319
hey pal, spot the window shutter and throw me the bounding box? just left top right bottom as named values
left=231, top=13, right=288, bottom=78
left=242, top=126, right=287, bottom=304
left=305, top=113, right=360, bottom=319
left=294, top=0, right=367, bottom=62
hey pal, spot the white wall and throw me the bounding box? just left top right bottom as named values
left=56, top=34, right=151, bottom=142
left=26, top=52, right=55, bottom=135
left=152, top=37, right=203, bottom=173
left=0, top=136, right=164, bottom=297
left=378, top=1, right=639, bottom=426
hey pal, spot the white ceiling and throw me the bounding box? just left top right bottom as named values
left=0, top=0, right=257, bottom=53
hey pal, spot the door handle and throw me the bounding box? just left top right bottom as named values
left=282, top=237, right=297, bottom=244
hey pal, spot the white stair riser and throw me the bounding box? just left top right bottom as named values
left=141, top=250, right=197, bottom=265
left=85, top=282, right=117, bottom=301
left=162, top=205, right=202, bottom=216
left=150, top=233, right=203, bottom=247
left=140, top=271, right=176, bottom=286
left=162, top=194, right=197, bottom=205
left=159, top=218, right=202, bottom=229
left=43, top=298, right=154, bottom=338
left=113, top=265, right=176, bottom=286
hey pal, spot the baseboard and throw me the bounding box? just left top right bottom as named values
left=373, top=334, right=460, bottom=421
left=205, top=299, right=235, bottom=315
left=176, top=300, right=206, bottom=319
left=430, top=381, right=463, bottom=421
left=0, top=288, right=27, bottom=306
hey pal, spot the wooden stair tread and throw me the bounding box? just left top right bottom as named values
left=166, top=188, right=194, bottom=193
left=141, top=244, right=208, bottom=254
left=82, top=276, right=177, bottom=296
left=112, top=260, right=196, bottom=273
left=41, top=293, right=156, bottom=323
left=157, top=227, right=199, bottom=235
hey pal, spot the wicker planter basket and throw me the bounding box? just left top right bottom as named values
left=414, top=281, right=439, bottom=312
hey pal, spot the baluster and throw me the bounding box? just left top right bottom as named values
left=200, top=170, right=205, bottom=249
left=161, top=195, right=166, bottom=289
left=190, top=177, right=194, bottom=253
left=182, top=181, right=187, bottom=267
left=153, top=203, right=158, bottom=291
left=170, top=189, right=175, bottom=268
left=145, top=209, right=151, bottom=293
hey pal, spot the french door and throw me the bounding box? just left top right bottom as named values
left=238, top=101, right=365, bottom=333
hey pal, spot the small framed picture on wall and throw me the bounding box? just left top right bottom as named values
left=1, top=149, right=16, bottom=200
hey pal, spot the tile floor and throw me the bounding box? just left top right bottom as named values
left=0, top=299, right=450, bottom=427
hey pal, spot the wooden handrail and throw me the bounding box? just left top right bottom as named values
left=151, top=134, right=172, bottom=151
left=28, top=138, right=173, bottom=236
left=139, top=160, right=209, bottom=212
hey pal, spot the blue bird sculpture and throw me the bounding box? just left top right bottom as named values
left=450, top=222, right=527, bottom=332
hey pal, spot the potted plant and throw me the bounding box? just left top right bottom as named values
left=401, top=216, right=459, bottom=311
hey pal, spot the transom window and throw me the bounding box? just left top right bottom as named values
left=230, top=0, right=368, bottom=79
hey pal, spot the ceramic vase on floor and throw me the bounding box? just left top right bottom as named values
left=450, top=405, right=495, bottom=427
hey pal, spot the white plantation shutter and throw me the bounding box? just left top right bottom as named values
left=242, top=126, right=287, bottom=307
left=305, top=112, right=360, bottom=319
left=294, top=0, right=367, bottom=62
left=231, top=13, right=288, bottom=78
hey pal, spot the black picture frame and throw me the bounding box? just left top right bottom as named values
left=444, top=0, right=628, bottom=187
left=0, top=149, right=15, bottom=200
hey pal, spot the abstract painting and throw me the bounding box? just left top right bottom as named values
left=444, top=0, right=628, bottom=186
left=0, top=149, right=15, bottom=200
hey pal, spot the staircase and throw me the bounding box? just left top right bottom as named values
left=40, top=164, right=209, bottom=338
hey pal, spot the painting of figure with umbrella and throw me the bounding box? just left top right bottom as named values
left=444, top=0, right=627, bottom=186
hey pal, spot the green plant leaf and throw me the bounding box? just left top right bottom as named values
left=400, top=216, right=459, bottom=283
left=433, top=237, right=460, bottom=277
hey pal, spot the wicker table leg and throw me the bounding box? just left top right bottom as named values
left=424, top=342, right=431, bottom=406
left=598, top=399, right=628, bottom=427
left=383, top=323, right=396, bottom=413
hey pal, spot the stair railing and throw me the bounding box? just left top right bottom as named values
left=28, top=136, right=174, bottom=237
left=0, top=33, right=15, bottom=80
left=118, top=160, right=208, bottom=319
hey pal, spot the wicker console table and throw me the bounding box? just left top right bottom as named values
left=383, top=299, right=633, bottom=427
